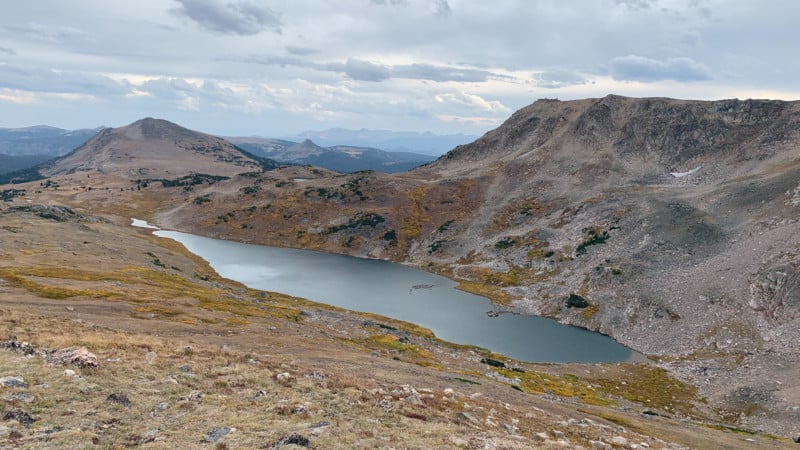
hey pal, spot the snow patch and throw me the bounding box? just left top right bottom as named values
left=670, top=166, right=702, bottom=178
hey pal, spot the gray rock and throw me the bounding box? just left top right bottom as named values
left=274, top=433, right=310, bottom=448
left=275, top=372, right=294, bottom=385
left=0, top=338, right=35, bottom=355
left=0, top=376, right=27, bottom=388
left=187, top=390, right=203, bottom=401
left=611, top=435, right=628, bottom=446
left=47, top=347, right=98, bottom=368
left=590, top=440, right=612, bottom=450
left=204, top=426, right=232, bottom=443
left=532, top=432, right=549, bottom=442
left=5, top=393, right=34, bottom=403
left=2, top=409, right=36, bottom=427
left=178, top=365, right=191, bottom=373
left=455, top=411, right=481, bottom=426
left=106, top=393, right=132, bottom=407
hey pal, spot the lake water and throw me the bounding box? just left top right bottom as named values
left=137, top=221, right=636, bottom=363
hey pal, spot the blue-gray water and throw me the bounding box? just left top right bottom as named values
left=151, top=228, right=636, bottom=363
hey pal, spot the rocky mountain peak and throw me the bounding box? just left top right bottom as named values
left=424, top=96, right=800, bottom=187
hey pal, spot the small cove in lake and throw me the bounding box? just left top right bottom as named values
left=135, top=220, right=639, bottom=363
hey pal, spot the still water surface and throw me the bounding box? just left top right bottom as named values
left=145, top=225, right=635, bottom=363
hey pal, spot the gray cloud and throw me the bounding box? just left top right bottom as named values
left=171, top=0, right=281, bottom=35
left=248, top=56, right=505, bottom=83
left=608, top=54, right=712, bottom=81
left=0, top=46, right=14, bottom=55
left=615, top=0, right=657, bottom=10
left=285, top=45, right=318, bottom=56
left=0, top=64, right=130, bottom=95
left=433, top=0, right=452, bottom=17
left=341, top=58, right=391, bottom=81
left=4, top=22, right=91, bottom=44
left=392, top=63, right=505, bottom=82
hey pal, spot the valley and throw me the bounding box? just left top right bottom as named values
left=2, top=95, right=800, bottom=447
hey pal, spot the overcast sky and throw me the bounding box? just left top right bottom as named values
left=0, top=0, right=798, bottom=136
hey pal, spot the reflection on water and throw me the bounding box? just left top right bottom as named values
left=146, top=225, right=636, bottom=363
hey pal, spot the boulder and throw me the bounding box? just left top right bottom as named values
left=47, top=347, right=99, bottom=368
left=204, top=427, right=232, bottom=443
left=275, top=372, right=294, bottom=386
left=106, top=393, right=132, bottom=408
left=455, top=411, right=481, bottom=426
left=0, top=376, right=27, bottom=388
left=5, top=393, right=34, bottom=403
left=274, top=433, right=310, bottom=448
left=0, top=338, right=35, bottom=355
left=2, top=409, right=36, bottom=427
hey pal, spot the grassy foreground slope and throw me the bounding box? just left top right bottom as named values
left=0, top=183, right=794, bottom=448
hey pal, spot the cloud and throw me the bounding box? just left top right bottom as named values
left=0, top=64, right=130, bottom=95
left=4, top=22, right=92, bottom=45
left=608, top=54, right=712, bottom=81
left=614, top=0, right=657, bottom=10
left=247, top=55, right=506, bottom=83
left=433, top=0, right=452, bottom=17
left=534, top=69, right=592, bottom=89
left=139, top=77, right=199, bottom=100
left=370, top=0, right=409, bottom=5
left=0, top=47, right=15, bottom=55
left=392, top=63, right=504, bottom=82
left=434, top=91, right=509, bottom=113
left=342, top=58, right=391, bottom=81
left=285, top=45, right=318, bottom=56
left=171, top=0, right=281, bottom=35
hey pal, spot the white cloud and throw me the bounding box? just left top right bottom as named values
left=435, top=92, right=510, bottom=113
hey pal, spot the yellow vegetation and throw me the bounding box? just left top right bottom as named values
left=589, top=364, right=700, bottom=416
left=581, top=303, right=600, bottom=320
left=400, top=186, right=429, bottom=240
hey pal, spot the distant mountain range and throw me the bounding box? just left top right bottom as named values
left=0, top=125, right=101, bottom=157
left=226, top=137, right=436, bottom=174
left=283, top=128, right=478, bottom=156
left=0, top=125, right=456, bottom=175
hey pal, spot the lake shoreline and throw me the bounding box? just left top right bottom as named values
left=133, top=218, right=641, bottom=364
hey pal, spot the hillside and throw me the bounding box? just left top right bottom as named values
left=0, top=154, right=52, bottom=174
left=39, top=118, right=275, bottom=180
left=228, top=136, right=435, bottom=173
left=0, top=126, right=99, bottom=157
left=2, top=97, right=800, bottom=444
left=1, top=203, right=785, bottom=448
left=150, top=96, right=800, bottom=437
